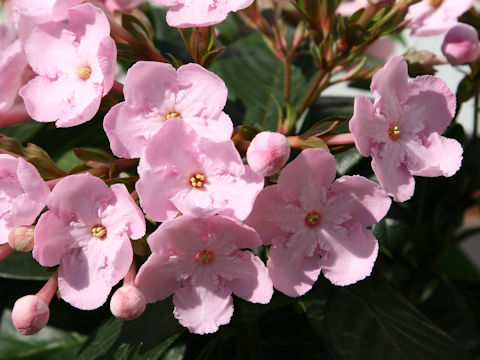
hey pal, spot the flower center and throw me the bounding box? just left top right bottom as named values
left=91, top=225, right=107, bottom=238
left=429, top=0, right=443, bottom=8
left=190, top=173, right=206, bottom=188
left=388, top=125, right=401, bottom=140
left=195, top=250, right=214, bottom=264
left=77, top=67, right=92, bottom=80
left=166, top=112, right=181, bottom=120
left=305, top=211, right=321, bottom=227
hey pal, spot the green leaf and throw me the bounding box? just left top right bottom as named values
left=0, top=309, right=86, bottom=360
left=0, top=121, right=44, bottom=143
left=209, top=33, right=308, bottom=131
left=77, top=299, right=184, bottom=360
left=0, top=252, right=50, bottom=281
left=372, top=217, right=412, bottom=258
left=299, top=278, right=472, bottom=360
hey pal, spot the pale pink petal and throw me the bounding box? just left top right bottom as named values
left=135, top=252, right=184, bottom=302
left=16, top=158, right=50, bottom=205
left=244, top=185, right=297, bottom=245
left=95, top=36, right=116, bottom=95
left=20, top=77, right=65, bottom=123
left=407, top=133, right=463, bottom=177
left=102, top=184, right=145, bottom=240
left=320, top=223, right=378, bottom=286
left=218, top=251, right=273, bottom=304
left=99, top=232, right=133, bottom=286
left=277, top=148, right=336, bottom=199
left=103, top=103, right=163, bottom=159
left=47, top=173, right=113, bottom=224
left=329, top=175, right=391, bottom=227
left=349, top=96, right=377, bottom=157
left=58, top=245, right=112, bottom=310
left=176, top=63, right=228, bottom=119
left=206, top=215, right=262, bottom=251
left=371, top=145, right=415, bottom=202
left=0, top=40, right=28, bottom=112
left=267, top=241, right=322, bottom=297
left=136, top=167, right=183, bottom=222
left=190, top=111, right=233, bottom=142
left=173, top=284, right=233, bottom=334
left=166, top=4, right=229, bottom=28
left=371, top=56, right=409, bottom=121
left=68, top=3, right=111, bottom=50
left=217, top=165, right=265, bottom=221
left=24, top=24, right=77, bottom=77
left=123, top=61, right=177, bottom=109
left=33, top=211, right=70, bottom=266
left=405, top=75, right=456, bottom=135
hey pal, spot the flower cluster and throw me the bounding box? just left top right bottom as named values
left=0, top=0, right=469, bottom=341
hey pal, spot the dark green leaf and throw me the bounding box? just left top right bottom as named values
left=299, top=278, right=471, bottom=360
left=0, top=309, right=85, bottom=360
left=0, top=121, right=44, bottom=144
left=210, top=33, right=308, bottom=131
left=0, top=252, right=50, bottom=281
left=77, top=299, right=183, bottom=360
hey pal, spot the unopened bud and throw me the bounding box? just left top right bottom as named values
left=441, top=23, right=480, bottom=65
left=8, top=226, right=35, bottom=252
left=12, top=295, right=50, bottom=335
left=247, top=132, right=291, bottom=177
left=110, top=285, right=146, bottom=320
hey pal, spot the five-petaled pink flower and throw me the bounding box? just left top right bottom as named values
left=104, top=61, right=233, bottom=159
left=150, top=0, right=254, bottom=28
left=245, top=148, right=391, bottom=297
left=349, top=56, right=463, bottom=202
left=19, top=3, right=116, bottom=127
left=0, top=154, right=50, bottom=244
left=135, top=215, right=273, bottom=334
left=405, top=0, right=474, bottom=36
left=136, top=118, right=263, bottom=222
left=33, top=173, right=146, bottom=310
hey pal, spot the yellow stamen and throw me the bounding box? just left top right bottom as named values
left=166, top=112, right=181, bottom=120
left=92, top=225, right=107, bottom=238
left=305, top=211, right=321, bottom=227
left=190, top=173, right=206, bottom=188
left=195, top=250, right=214, bottom=264
left=77, top=67, right=92, bottom=80
left=388, top=125, right=401, bottom=140
left=429, top=0, right=443, bottom=8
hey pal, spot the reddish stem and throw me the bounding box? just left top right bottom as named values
left=0, top=112, right=31, bottom=128
left=323, top=133, right=355, bottom=145
left=123, top=260, right=137, bottom=286
left=36, top=270, right=59, bottom=305
left=0, top=244, right=14, bottom=261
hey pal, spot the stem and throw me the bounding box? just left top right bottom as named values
left=323, top=133, right=355, bottom=145
left=123, top=260, right=137, bottom=286
left=297, top=69, right=331, bottom=117
left=0, top=112, right=31, bottom=128
left=283, top=57, right=291, bottom=102
left=474, top=92, right=478, bottom=141
left=37, top=270, right=58, bottom=305
left=0, top=244, right=14, bottom=261
left=111, top=80, right=124, bottom=95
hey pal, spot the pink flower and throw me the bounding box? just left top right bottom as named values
left=405, top=0, right=474, bottom=36
left=150, top=0, right=254, bottom=28
left=0, top=154, right=50, bottom=245
left=0, top=22, right=33, bottom=115
left=11, top=0, right=83, bottom=24
left=19, top=3, right=116, bottom=127
left=247, top=131, right=291, bottom=177
left=33, top=173, right=146, bottom=310
left=135, top=215, right=273, bottom=334
left=100, top=0, right=143, bottom=12
left=349, top=56, right=463, bottom=202
left=136, top=118, right=263, bottom=222
left=441, top=23, right=480, bottom=65
left=104, top=61, right=233, bottom=159
left=245, top=148, right=391, bottom=297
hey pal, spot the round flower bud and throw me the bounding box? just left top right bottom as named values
left=12, top=295, right=50, bottom=335
left=8, top=226, right=35, bottom=252
left=110, top=285, right=146, bottom=321
left=441, top=23, right=480, bottom=65
left=247, top=131, right=291, bottom=177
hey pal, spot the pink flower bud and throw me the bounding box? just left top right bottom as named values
left=12, top=295, right=50, bottom=335
left=8, top=226, right=34, bottom=252
left=110, top=285, right=146, bottom=320
left=441, top=23, right=480, bottom=65
left=247, top=131, right=291, bottom=177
